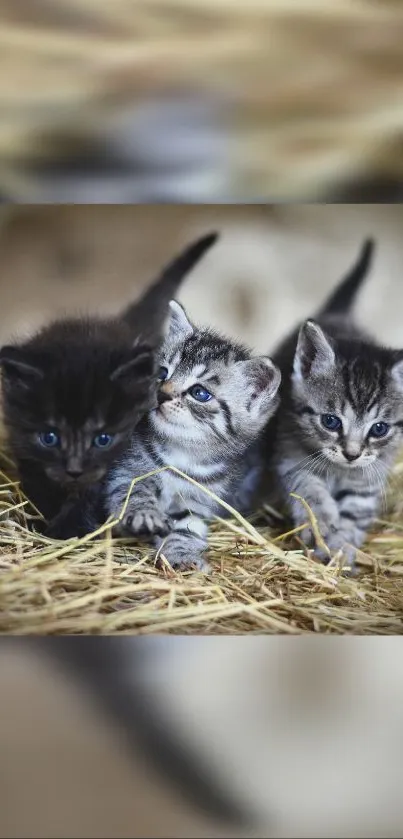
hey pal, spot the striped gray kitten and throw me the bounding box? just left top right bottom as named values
left=266, top=238, right=403, bottom=567
left=105, top=301, right=281, bottom=571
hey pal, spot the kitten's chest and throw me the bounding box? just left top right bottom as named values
left=326, top=468, right=370, bottom=498
left=159, top=471, right=210, bottom=516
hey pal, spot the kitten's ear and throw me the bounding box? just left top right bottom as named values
left=242, top=357, right=281, bottom=418
left=0, top=346, right=44, bottom=389
left=165, top=300, right=194, bottom=343
left=390, top=356, right=403, bottom=390
left=110, top=346, right=155, bottom=387
left=294, top=320, right=335, bottom=380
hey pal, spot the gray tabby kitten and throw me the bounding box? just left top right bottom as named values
left=266, top=238, right=403, bottom=567
left=106, top=301, right=281, bottom=571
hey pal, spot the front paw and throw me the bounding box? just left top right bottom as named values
left=299, top=515, right=340, bottom=559
left=158, top=540, right=211, bottom=573
left=118, top=507, right=169, bottom=539
left=165, top=553, right=211, bottom=573
left=322, top=535, right=358, bottom=570
left=45, top=518, right=77, bottom=540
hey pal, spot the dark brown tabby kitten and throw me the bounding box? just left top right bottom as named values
left=0, top=233, right=218, bottom=539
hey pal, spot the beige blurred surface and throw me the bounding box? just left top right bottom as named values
left=1, top=1, right=403, bottom=200
left=2, top=638, right=403, bottom=838
left=0, top=204, right=403, bottom=353
left=0, top=643, right=235, bottom=839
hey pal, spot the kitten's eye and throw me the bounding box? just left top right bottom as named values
left=93, top=433, right=114, bottom=449
left=158, top=366, right=169, bottom=382
left=188, top=384, right=213, bottom=403
left=321, top=414, right=342, bottom=431
left=369, top=421, right=390, bottom=439
left=38, top=431, right=60, bottom=448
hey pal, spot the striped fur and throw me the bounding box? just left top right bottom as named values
left=267, top=314, right=403, bottom=568
left=263, top=239, right=403, bottom=566
left=105, top=302, right=280, bottom=571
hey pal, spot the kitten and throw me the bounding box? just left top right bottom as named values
left=0, top=233, right=218, bottom=539
left=104, top=301, right=281, bottom=571
left=266, top=237, right=403, bottom=567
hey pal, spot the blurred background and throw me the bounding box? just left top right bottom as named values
left=1, top=0, right=403, bottom=202
left=2, top=636, right=403, bottom=838
left=0, top=203, right=403, bottom=354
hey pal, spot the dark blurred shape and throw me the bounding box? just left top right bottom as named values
left=1, top=1, right=403, bottom=202
left=333, top=176, right=403, bottom=203
left=37, top=637, right=253, bottom=831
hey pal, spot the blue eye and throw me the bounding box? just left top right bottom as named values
left=189, top=384, right=213, bottom=403
left=321, top=414, right=342, bottom=432
left=93, top=433, right=114, bottom=449
left=369, top=421, right=389, bottom=439
left=158, top=366, right=169, bottom=381
left=38, top=431, right=60, bottom=448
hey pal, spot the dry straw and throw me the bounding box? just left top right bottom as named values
left=1, top=0, right=403, bottom=199
left=0, top=447, right=402, bottom=635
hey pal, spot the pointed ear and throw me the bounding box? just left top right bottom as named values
left=110, top=346, right=155, bottom=387
left=294, top=320, right=335, bottom=380
left=391, top=356, right=403, bottom=390
left=165, top=300, right=194, bottom=344
left=241, top=357, right=281, bottom=417
left=0, top=346, right=44, bottom=389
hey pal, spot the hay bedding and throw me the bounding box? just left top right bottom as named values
left=0, top=448, right=403, bottom=636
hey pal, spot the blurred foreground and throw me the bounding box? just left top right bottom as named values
left=1, top=1, right=403, bottom=202
left=1, top=637, right=403, bottom=838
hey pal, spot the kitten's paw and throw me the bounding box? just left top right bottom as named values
left=158, top=545, right=211, bottom=573
left=300, top=526, right=315, bottom=548
left=169, top=555, right=211, bottom=573
left=119, top=508, right=169, bottom=539
left=329, top=539, right=358, bottom=571
left=45, top=520, right=74, bottom=540
left=300, top=517, right=340, bottom=558
left=313, top=538, right=357, bottom=573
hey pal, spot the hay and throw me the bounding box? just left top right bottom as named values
left=0, top=448, right=403, bottom=636
left=2, top=0, right=403, bottom=199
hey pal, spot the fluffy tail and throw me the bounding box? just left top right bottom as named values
left=317, top=238, right=375, bottom=318
left=123, top=232, right=219, bottom=343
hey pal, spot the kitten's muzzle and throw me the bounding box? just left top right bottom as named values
left=64, top=468, right=105, bottom=487
left=46, top=465, right=105, bottom=488
left=343, top=451, right=361, bottom=463
left=66, top=468, right=83, bottom=479
left=157, top=390, right=173, bottom=406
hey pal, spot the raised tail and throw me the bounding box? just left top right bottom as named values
left=317, top=237, right=375, bottom=318
left=123, top=232, right=219, bottom=344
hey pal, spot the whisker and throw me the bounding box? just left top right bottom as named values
left=291, top=452, right=325, bottom=484
left=289, top=450, right=322, bottom=472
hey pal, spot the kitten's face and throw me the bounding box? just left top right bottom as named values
left=292, top=320, right=403, bottom=471
left=0, top=321, right=157, bottom=490
left=149, top=301, right=280, bottom=452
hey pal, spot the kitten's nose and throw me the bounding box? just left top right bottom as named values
left=344, top=451, right=360, bottom=462
left=66, top=468, right=83, bottom=479
left=158, top=390, right=173, bottom=406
